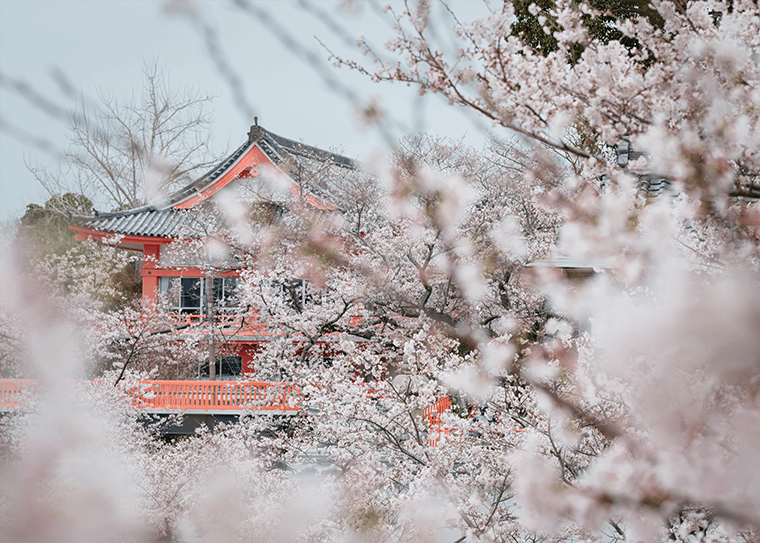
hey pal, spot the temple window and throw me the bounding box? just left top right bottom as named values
left=159, top=276, right=241, bottom=314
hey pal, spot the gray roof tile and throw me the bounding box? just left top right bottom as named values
left=78, top=208, right=223, bottom=238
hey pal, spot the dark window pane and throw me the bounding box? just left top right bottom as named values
left=225, top=277, right=240, bottom=300
left=159, top=277, right=180, bottom=309
left=213, top=277, right=224, bottom=304
left=213, top=277, right=240, bottom=310
left=180, top=278, right=202, bottom=313
left=200, top=356, right=242, bottom=378
left=220, top=356, right=242, bottom=376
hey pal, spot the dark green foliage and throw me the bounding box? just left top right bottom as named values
left=109, top=260, right=143, bottom=306
left=510, top=0, right=664, bottom=65
left=510, top=0, right=560, bottom=57
left=18, top=193, right=93, bottom=256
left=18, top=193, right=141, bottom=308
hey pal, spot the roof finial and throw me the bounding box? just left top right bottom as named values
left=248, top=118, right=262, bottom=143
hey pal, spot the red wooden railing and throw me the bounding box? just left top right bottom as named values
left=424, top=396, right=452, bottom=446
left=168, top=314, right=280, bottom=336
left=0, top=379, right=453, bottom=445
left=167, top=313, right=367, bottom=337
left=123, top=380, right=301, bottom=413
left=0, top=379, right=300, bottom=413
left=0, top=379, right=37, bottom=409
left=102, top=310, right=390, bottom=341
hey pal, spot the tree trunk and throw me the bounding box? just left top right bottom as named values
left=206, top=273, right=216, bottom=381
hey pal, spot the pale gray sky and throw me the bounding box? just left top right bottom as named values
left=0, top=0, right=493, bottom=222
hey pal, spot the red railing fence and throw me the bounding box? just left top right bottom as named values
left=0, top=379, right=37, bottom=409
left=1, top=379, right=454, bottom=446
left=0, top=379, right=300, bottom=413
left=424, top=396, right=452, bottom=446
left=124, top=380, right=300, bottom=412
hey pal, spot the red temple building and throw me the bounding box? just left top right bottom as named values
left=69, top=121, right=356, bottom=380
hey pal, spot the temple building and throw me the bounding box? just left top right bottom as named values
left=70, top=121, right=356, bottom=379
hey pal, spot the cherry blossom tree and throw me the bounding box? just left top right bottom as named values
left=303, top=0, right=760, bottom=540
left=172, top=1, right=760, bottom=540
left=3, top=1, right=760, bottom=541
left=199, top=133, right=574, bottom=542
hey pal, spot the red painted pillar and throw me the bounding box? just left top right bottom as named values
left=142, top=244, right=160, bottom=308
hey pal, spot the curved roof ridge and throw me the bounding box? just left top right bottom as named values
left=262, top=128, right=356, bottom=169
left=69, top=204, right=157, bottom=221
left=160, top=138, right=254, bottom=209
left=159, top=123, right=356, bottom=210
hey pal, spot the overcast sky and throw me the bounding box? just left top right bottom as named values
left=0, top=0, right=494, bottom=222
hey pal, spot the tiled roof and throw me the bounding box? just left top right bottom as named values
left=72, top=123, right=356, bottom=238
left=76, top=207, right=221, bottom=238
left=616, top=140, right=672, bottom=197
